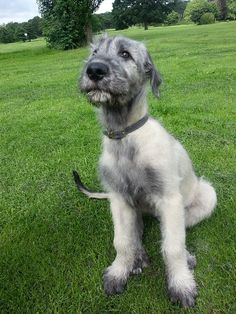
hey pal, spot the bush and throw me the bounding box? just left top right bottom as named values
left=166, top=11, right=179, bottom=25
left=184, top=0, right=219, bottom=24
left=200, top=12, right=215, bottom=24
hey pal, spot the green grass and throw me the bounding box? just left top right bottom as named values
left=0, top=22, right=235, bottom=313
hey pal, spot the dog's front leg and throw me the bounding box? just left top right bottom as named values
left=159, top=193, right=197, bottom=308
left=103, top=193, right=143, bottom=295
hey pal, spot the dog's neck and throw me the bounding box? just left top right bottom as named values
left=99, top=89, right=148, bottom=131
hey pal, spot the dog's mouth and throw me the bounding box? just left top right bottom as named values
left=86, top=89, right=112, bottom=105
left=80, top=74, right=129, bottom=106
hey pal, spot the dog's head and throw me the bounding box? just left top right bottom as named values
left=80, top=35, right=161, bottom=106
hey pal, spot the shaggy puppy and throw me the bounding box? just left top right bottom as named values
left=74, top=35, right=217, bottom=308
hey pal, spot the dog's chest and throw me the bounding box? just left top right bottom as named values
left=100, top=140, right=162, bottom=208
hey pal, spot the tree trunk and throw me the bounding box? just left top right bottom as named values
left=144, top=21, right=148, bottom=30
left=85, top=20, right=92, bottom=44
left=217, top=0, right=228, bottom=20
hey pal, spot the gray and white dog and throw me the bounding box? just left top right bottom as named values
left=75, top=35, right=217, bottom=308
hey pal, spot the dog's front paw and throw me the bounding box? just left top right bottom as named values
left=168, top=273, right=197, bottom=308
left=103, top=266, right=128, bottom=295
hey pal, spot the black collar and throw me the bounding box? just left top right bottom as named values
left=103, top=114, right=149, bottom=140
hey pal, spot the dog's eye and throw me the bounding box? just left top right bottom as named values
left=120, top=51, right=130, bottom=59
left=93, top=49, right=98, bottom=56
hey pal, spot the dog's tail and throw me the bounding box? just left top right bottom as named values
left=72, top=170, right=109, bottom=200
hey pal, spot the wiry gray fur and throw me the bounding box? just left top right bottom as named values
left=78, top=35, right=217, bottom=308
left=80, top=36, right=163, bottom=211
left=80, top=35, right=161, bottom=109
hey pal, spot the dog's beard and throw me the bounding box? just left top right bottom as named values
left=80, top=74, right=131, bottom=107
left=86, top=88, right=139, bottom=108
left=87, top=90, right=112, bottom=106
left=80, top=77, right=137, bottom=107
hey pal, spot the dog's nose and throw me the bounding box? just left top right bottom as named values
left=86, top=62, right=108, bottom=81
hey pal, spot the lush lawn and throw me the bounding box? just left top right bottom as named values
left=0, top=22, right=235, bottom=313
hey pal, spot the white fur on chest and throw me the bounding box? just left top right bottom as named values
left=99, top=117, right=197, bottom=207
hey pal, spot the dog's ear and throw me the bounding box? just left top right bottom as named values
left=144, top=51, right=162, bottom=97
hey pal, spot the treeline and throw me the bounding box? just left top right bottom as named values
left=0, top=16, right=42, bottom=43
left=110, top=0, right=188, bottom=30
left=93, top=0, right=236, bottom=32
left=92, top=1, right=187, bottom=31
left=1, top=0, right=235, bottom=47
left=92, top=12, right=114, bottom=32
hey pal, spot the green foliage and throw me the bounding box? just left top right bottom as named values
left=184, top=0, right=219, bottom=24
left=91, top=15, right=102, bottom=33
left=0, top=17, right=42, bottom=43
left=92, top=12, right=114, bottom=31
left=37, top=0, right=104, bottom=50
left=0, top=23, right=18, bottom=43
left=216, top=0, right=228, bottom=20
left=112, top=0, right=171, bottom=30
left=112, top=0, right=133, bottom=30
left=99, top=12, right=114, bottom=29
left=27, top=16, right=43, bottom=40
left=227, top=0, right=236, bottom=18
left=200, top=12, right=215, bottom=24
left=169, top=0, right=188, bottom=19
left=166, top=11, right=179, bottom=25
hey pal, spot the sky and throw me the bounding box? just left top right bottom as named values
left=0, top=0, right=114, bottom=25
left=97, top=0, right=114, bottom=14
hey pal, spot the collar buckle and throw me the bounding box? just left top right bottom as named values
left=107, top=130, right=126, bottom=140
left=107, top=130, right=116, bottom=139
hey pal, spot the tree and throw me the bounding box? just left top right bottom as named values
left=184, top=0, right=219, bottom=24
left=216, top=0, right=228, bottom=19
left=0, top=23, right=19, bottom=43
left=166, top=11, right=179, bottom=24
left=37, top=0, right=104, bottom=50
left=27, top=16, right=43, bottom=39
left=227, top=0, right=236, bottom=19
left=169, top=0, right=188, bottom=19
left=112, top=0, right=133, bottom=30
left=97, top=12, right=115, bottom=30
left=0, top=26, right=11, bottom=43
left=92, top=12, right=115, bottom=32
left=91, top=14, right=102, bottom=33
left=112, top=0, right=172, bottom=30
left=0, top=17, right=43, bottom=44
left=16, top=23, right=28, bottom=42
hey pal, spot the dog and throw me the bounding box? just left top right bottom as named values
left=74, top=35, right=217, bottom=308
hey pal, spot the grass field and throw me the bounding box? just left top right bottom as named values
left=0, top=22, right=236, bottom=313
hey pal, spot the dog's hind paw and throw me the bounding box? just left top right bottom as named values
left=131, top=250, right=149, bottom=275
left=187, top=253, right=197, bottom=270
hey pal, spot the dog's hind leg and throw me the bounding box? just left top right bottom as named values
left=103, top=193, right=146, bottom=295
left=185, top=178, right=217, bottom=228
